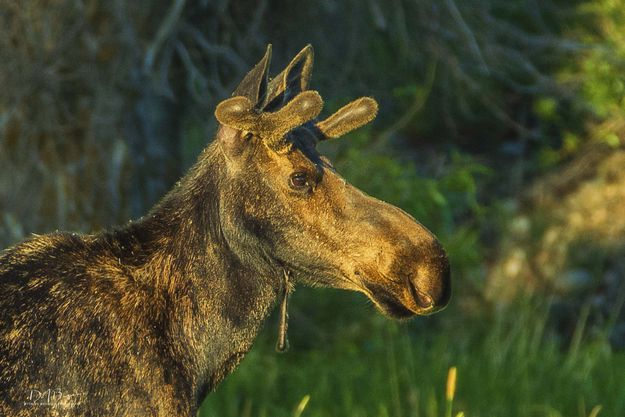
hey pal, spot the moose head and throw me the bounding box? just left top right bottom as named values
left=213, top=45, right=451, bottom=319
left=0, top=44, right=452, bottom=416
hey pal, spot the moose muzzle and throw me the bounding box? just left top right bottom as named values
left=402, top=241, right=451, bottom=315
left=345, top=197, right=452, bottom=319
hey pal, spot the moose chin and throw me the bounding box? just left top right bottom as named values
left=0, top=44, right=450, bottom=417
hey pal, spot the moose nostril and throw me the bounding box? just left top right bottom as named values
left=414, top=290, right=434, bottom=309
left=407, top=278, right=434, bottom=309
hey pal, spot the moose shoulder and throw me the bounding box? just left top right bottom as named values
left=0, top=45, right=450, bottom=417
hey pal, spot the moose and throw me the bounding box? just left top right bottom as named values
left=0, top=45, right=450, bottom=416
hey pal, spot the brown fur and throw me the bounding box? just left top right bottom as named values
left=0, top=45, right=450, bottom=416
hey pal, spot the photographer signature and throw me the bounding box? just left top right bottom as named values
left=23, top=388, right=86, bottom=408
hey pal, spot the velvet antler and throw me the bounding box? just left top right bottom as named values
left=216, top=45, right=376, bottom=152
left=316, top=97, right=378, bottom=139
left=215, top=91, right=323, bottom=152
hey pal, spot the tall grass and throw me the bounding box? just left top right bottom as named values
left=199, top=296, right=623, bottom=417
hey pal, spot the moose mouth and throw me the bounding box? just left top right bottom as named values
left=363, top=280, right=440, bottom=319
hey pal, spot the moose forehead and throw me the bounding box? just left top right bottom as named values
left=246, top=126, right=327, bottom=185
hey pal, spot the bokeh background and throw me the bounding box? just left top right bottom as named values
left=2, top=0, right=625, bottom=416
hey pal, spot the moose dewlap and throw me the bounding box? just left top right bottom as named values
left=0, top=45, right=450, bottom=417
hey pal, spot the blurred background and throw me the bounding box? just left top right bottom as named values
left=1, top=0, right=624, bottom=416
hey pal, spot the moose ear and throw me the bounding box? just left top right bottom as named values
left=232, top=45, right=272, bottom=107
left=316, top=97, right=378, bottom=139
left=264, top=45, right=314, bottom=111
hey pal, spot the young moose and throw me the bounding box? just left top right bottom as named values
left=0, top=45, right=450, bottom=416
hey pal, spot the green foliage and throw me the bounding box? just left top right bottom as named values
left=533, top=98, right=559, bottom=122
left=542, top=0, right=625, bottom=162
left=576, top=0, right=625, bottom=119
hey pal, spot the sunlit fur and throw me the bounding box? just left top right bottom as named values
left=0, top=45, right=450, bottom=416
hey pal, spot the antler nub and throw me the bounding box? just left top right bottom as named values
left=215, top=91, right=324, bottom=153
left=214, top=96, right=256, bottom=130
left=262, top=90, right=323, bottom=150
left=316, top=97, right=378, bottom=139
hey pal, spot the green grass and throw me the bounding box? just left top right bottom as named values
left=199, top=295, right=624, bottom=417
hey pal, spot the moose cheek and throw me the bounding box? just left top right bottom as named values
left=238, top=214, right=282, bottom=248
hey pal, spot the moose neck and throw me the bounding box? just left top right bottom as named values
left=138, top=140, right=282, bottom=288
left=118, top=141, right=281, bottom=404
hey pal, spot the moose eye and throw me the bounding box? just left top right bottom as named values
left=289, top=172, right=309, bottom=190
